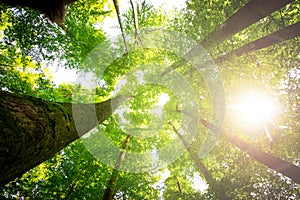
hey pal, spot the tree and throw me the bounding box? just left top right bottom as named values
left=181, top=20, right=300, bottom=75
left=1, top=0, right=300, bottom=199
left=112, top=0, right=128, bottom=55
left=0, top=90, right=130, bottom=186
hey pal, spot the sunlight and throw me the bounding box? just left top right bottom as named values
left=149, top=93, right=170, bottom=117
left=232, top=93, right=277, bottom=124
left=157, top=93, right=170, bottom=106
left=190, top=173, right=209, bottom=192
left=44, top=60, right=78, bottom=86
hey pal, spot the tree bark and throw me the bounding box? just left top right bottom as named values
left=200, top=119, right=300, bottom=184
left=215, top=21, right=300, bottom=63
left=0, top=0, right=77, bottom=26
left=0, top=91, right=129, bottom=186
left=103, top=135, right=131, bottom=200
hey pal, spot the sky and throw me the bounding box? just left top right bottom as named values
left=51, top=0, right=186, bottom=85
left=101, top=0, right=186, bottom=36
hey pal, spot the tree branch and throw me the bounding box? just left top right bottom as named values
left=112, top=0, right=129, bottom=55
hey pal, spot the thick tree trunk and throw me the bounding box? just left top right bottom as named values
left=200, top=119, right=300, bottom=184
left=170, top=123, right=230, bottom=200
left=0, top=91, right=129, bottom=186
left=200, top=0, right=294, bottom=49
left=103, top=135, right=131, bottom=200
left=0, top=0, right=77, bottom=26
left=216, top=21, right=300, bottom=63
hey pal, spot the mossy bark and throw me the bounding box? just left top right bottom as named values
left=0, top=91, right=128, bottom=186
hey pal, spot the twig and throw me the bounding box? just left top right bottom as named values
left=129, top=0, right=144, bottom=46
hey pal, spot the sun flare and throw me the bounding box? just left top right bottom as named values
left=231, top=93, right=277, bottom=125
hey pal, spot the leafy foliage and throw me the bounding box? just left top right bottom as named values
left=1, top=0, right=300, bottom=199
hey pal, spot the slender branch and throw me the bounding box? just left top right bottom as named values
left=115, top=135, right=131, bottom=170
left=176, top=178, right=183, bottom=194
left=129, top=0, right=138, bottom=39
left=112, top=0, right=129, bottom=55
left=279, top=8, right=286, bottom=28
left=268, top=14, right=285, bottom=29
left=129, top=0, right=144, bottom=46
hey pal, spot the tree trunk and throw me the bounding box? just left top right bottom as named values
left=226, top=133, right=300, bottom=184
left=0, top=0, right=77, bottom=26
left=170, top=123, right=230, bottom=200
left=0, top=91, right=129, bottom=186
left=161, top=0, right=294, bottom=77
left=200, top=119, right=300, bottom=184
left=215, top=21, right=300, bottom=63
left=200, top=0, right=294, bottom=49
left=103, top=135, right=131, bottom=200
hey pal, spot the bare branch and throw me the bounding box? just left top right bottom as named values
left=112, top=0, right=129, bottom=55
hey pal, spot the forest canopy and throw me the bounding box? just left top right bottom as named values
left=0, top=0, right=299, bottom=199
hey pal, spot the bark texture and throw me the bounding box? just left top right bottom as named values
left=0, top=91, right=129, bottom=186
left=0, top=0, right=77, bottom=26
